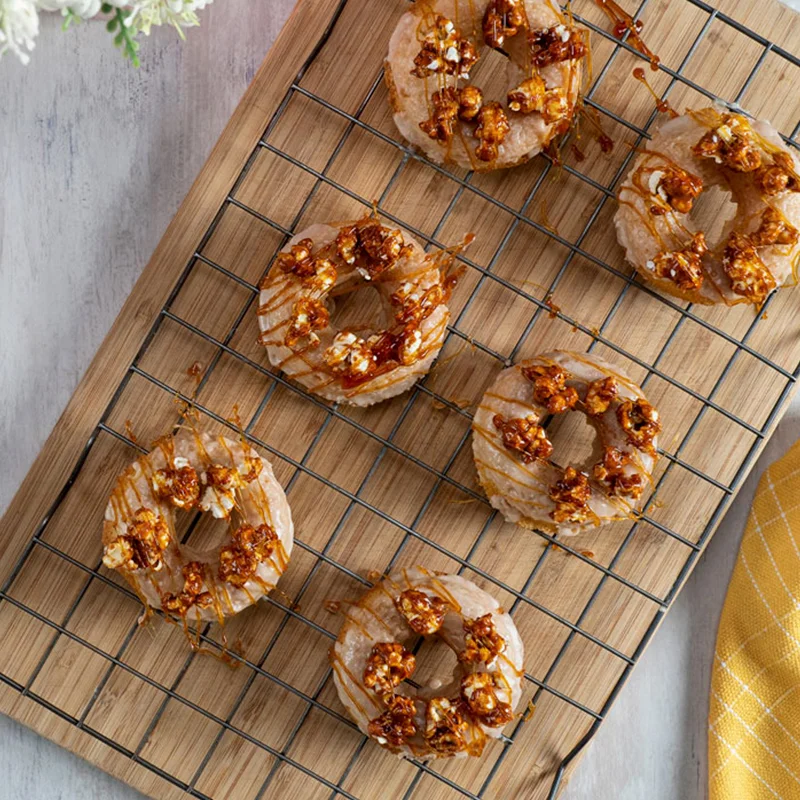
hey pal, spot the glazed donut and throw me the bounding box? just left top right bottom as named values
left=257, top=218, right=456, bottom=406
left=615, top=108, right=800, bottom=306
left=386, top=0, right=586, bottom=171
left=102, top=431, right=293, bottom=623
left=472, top=351, right=660, bottom=535
left=330, top=566, right=524, bottom=758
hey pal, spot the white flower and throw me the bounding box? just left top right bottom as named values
left=36, top=0, right=120, bottom=17
left=125, top=0, right=212, bottom=36
left=0, top=0, right=39, bottom=64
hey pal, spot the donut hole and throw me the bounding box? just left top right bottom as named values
left=688, top=184, right=738, bottom=248
left=177, top=509, right=237, bottom=551
left=405, top=635, right=461, bottom=699
left=545, top=410, right=602, bottom=473
left=467, top=46, right=514, bottom=107
left=326, top=279, right=390, bottom=338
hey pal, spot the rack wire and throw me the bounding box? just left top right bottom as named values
left=1, top=0, right=799, bottom=798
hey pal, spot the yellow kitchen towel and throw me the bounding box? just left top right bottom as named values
left=709, top=438, right=800, bottom=800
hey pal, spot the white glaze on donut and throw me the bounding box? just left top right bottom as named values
left=102, top=431, right=293, bottom=624
left=472, top=351, right=659, bottom=535
left=331, top=567, right=524, bottom=759
left=386, top=0, right=586, bottom=171
left=615, top=108, right=800, bottom=305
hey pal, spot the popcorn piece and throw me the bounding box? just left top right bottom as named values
left=507, top=74, right=546, bottom=114
left=217, top=522, right=278, bottom=587
left=152, top=464, right=200, bottom=509
left=617, top=399, right=661, bottom=454
left=483, top=0, right=526, bottom=50
left=749, top=207, right=799, bottom=247
left=755, top=152, right=799, bottom=196
left=650, top=232, right=708, bottom=292
left=460, top=672, right=514, bottom=727
left=592, top=446, right=643, bottom=499
left=324, top=331, right=376, bottom=380
left=474, top=101, right=511, bottom=162
left=693, top=116, right=762, bottom=172
left=103, top=507, right=170, bottom=572
left=521, top=363, right=579, bottom=413
left=395, top=589, right=448, bottom=635
left=583, top=376, right=617, bottom=417
left=529, top=25, right=587, bottom=69
left=412, top=15, right=479, bottom=79
left=492, top=414, right=553, bottom=463
left=368, top=695, right=418, bottom=747
left=198, top=464, right=243, bottom=519
left=461, top=613, right=506, bottom=665
left=549, top=466, right=591, bottom=523
left=363, top=642, right=416, bottom=695
left=424, top=697, right=468, bottom=754
left=722, top=231, right=776, bottom=304
left=419, top=87, right=460, bottom=143
left=285, top=297, right=329, bottom=348
left=649, top=165, right=703, bottom=215
left=162, top=560, right=213, bottom=614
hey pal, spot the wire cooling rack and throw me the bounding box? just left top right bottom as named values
left=1, top=0, right=799, bottom=798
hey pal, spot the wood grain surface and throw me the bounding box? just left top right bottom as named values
left=1, top=1, right=799, bottom=799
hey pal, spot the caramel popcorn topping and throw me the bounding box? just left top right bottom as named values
left=549, top=466, right=591, bottom=523
left=522, top=363, right=579, bottom=414
left=419, top=87, right=460, bottom=143
left=649, top=231, right=708, bottom=292
left=749, top=207, right=799, bottom=247
left=461, top=613, right=506, bottom=665
left=649, top=166, right=703, bottom=215
left=276, top=239, right=315, bottom=277
left=583, top=376, right=618, bottom=417
left=617, top=399, right=661, bottom=453
left=755, top=152, right=799, bottom=196
left=395, top=589, right=448, bottom=635
left=424, top=697, right=468, bottom=754
left=507, top=75, right=546, bottom=114
left=285, top=297, right=330, bottom=348
left=529, top=24, right=587, bottom=69
left=103, top=507, right=170, bottom=572
left=218, top=523, right=278, bottom=587
left=351, top=220, right=413, bottom=280
left=391, top=282, right=445, bottom=327
left=412, top=15, right=479, bottom=79
left=335, top=226, right=358, bottom=265
left=363, top=642, right=416, bottom=695
left=541, top=88, right=570, bottom=126
left=593, top=446, right=643, bottom=499
left=199, top=464, right=244, bottom=519
left=152, top=462, right=200, bottom=509
left=483, top=0, right=527, bottom=50
left=457, top=85, right=484, bottom=122
left=324, top=332, right=376, bottom=380
left=367, top=694, right=418, bottom=748
left=492, top=414, right=553, bottom=463
left=693, top=116, right=762, bottom=173
left=162, top=560, right=213, bottom=614
left=460, top=672, right=514, bottom=727
left=722, top=231, right=776, bottom=304
left=474, top=102, right=511, bottom=162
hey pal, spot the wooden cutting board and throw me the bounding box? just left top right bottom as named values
left=1, top=1, right=799, bottom=798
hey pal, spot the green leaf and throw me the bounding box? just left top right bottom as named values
left=106, top=17, right=118, bottom=31
left=107, top=7, right=141, bottom=67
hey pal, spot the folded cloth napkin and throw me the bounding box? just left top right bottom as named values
left=709, top=439, right=800, bottom=800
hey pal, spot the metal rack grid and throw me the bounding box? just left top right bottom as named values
left=1, top=0, right=799, bottom=798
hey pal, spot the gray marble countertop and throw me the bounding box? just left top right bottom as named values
left=2, top=3, right=799, bottom=798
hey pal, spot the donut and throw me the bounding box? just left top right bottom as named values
left=102, top=430, right=293, bottom=624
left=257, top=218, right=457, bottom=407
left=472, top=351, right=660, bottom=535
left=385, top=0, right=587, bottom=171
left=330, top=566, right=524, bottom=758
left=615, top=108, right=800, bottom=306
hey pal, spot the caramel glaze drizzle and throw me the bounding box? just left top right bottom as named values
left=107, top=421, right=286, bottom=662
left=594, top=0, right=659, bottom=69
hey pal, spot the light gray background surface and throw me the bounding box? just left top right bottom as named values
left=2, top=2, right=800, bottom=798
